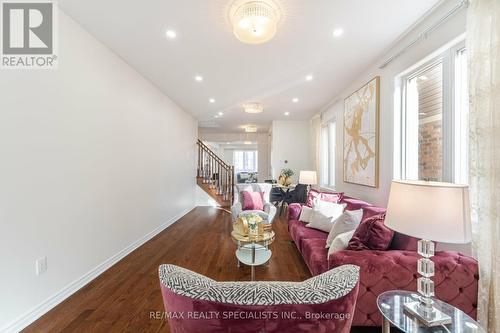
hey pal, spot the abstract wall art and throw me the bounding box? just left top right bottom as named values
left=343, top=76, right=380, bottom=187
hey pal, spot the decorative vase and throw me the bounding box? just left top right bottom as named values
left=279, top=175, right=292, bottom=186
left=248, top=222, right=259, bottom=240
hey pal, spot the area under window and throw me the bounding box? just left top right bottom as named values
left=398, top=41, right=468, bottom=183
left=320, top=121, right=336, bottom=188
left=233, top=150, right=258, bottom=173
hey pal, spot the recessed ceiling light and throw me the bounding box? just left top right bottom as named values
left=333, top=28, right=344, bottom=37
left=209, top=98, right=216, bottom=103
left=166, top=30, right=177, bottom=39
left=284, top=112, right=290, bottom=116
left=306, top=74, right=314, bottom=81
left=214, top=115, right=219, bottom=118
left=244, top=141, right=253, bottom=145
left=195, top=75, right=203, bottom=82
left=292, top=98, right=299, bottom=103
left=218, top=112, right=224, bottom=116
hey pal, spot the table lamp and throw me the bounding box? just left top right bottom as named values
left=384, top=180, right=471, bottom=327
left=299, top=171, right=317, bottom=187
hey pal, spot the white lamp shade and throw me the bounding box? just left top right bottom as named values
left=384, top=180, right=471, bottom=244
left=299, top=171, right=317, bottom=185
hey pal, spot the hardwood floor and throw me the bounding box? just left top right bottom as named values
left=23, top=207, right=315, bottom=333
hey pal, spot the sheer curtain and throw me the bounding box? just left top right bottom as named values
left=311, top=115, right=321, bottom=181
left=467, top=0, right=500, bottom=331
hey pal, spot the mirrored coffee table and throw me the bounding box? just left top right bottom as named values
left=377, top=290, right=484, bottom=333
left=231, top=230, right=275, bottom=281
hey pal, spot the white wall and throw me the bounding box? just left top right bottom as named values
left=313, top=1, right=466, bottom=207
left=0, top=11, right=197, bottom=332
left=271, top=121, right=312, bottom=182
left=223, top=149, right=234, bottom=165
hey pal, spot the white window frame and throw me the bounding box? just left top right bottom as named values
left=233, top=150, right=258, bottom=173
left=396, top=39, right=467, bottom=183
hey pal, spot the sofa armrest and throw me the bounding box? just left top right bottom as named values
left=231, top=202, right=242, bottom=222
left=263, top=203, right=277, bottom=223
left=288, top=203, right=302, bottom=221
left=328, top=250, right=479, bottom=325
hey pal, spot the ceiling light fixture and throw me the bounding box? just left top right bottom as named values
left=195, top=75, right=203, bottom=82
left=165, top=30, right=177, bottom=39
left=243, top=102, right=264, bottom=114
left=333, top=28, right=344, bottom=37
left=306, top=74, right=314, bottom=81
left=209, top=98, right=216, bottom=103
left=244, top=141, right=253, bottom=145
left=218, top=112, right=224, bottom=116
left=292, top=98, right=299, bottom=103
left=284, top=112, right=290, bottom=116
left=229, top=0, right=282, bottom=44
left=245, top=125, right=258, bottom=133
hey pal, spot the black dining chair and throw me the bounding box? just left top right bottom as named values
left=270, top=187, right=284, bottom=206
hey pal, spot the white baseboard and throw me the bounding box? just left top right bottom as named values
left=0, top=206, right=195, bottom=333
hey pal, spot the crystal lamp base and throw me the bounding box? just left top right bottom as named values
left=402, top=239, right=452, bottom=327
left=404, top=301, right=452, bottom=326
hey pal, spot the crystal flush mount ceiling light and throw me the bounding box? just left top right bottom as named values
left=245, top=125, right=258, bottom=133
left=229, top=0, right=282, bottom=44
left=242, top=102, right=264, bottom=113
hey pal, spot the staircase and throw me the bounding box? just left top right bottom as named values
left=196, top=139, right=234, bottom=208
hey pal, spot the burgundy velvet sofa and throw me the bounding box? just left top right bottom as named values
left=159, top=264, right=360, bottom=333
left=287, top=194, right=479, bottom=327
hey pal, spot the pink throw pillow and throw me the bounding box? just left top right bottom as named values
left=241, top=191, right=264, bottom=211
left=347, top=214, right=394, bottom=251
left=306, top=189, right=320, bottom=207
left=306, top=189, right=343, bottom=207
left=320, top=191, right=344, bottom=204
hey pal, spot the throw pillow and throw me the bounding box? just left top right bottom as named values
left=347, top=213, right=394, bottom=251
left=325, top=209, right=363, bottom=248
left=327, top=230, right=356, bottom=257
left=312, top=198, right=346, bottom=218
left=298, top=206, right=313, bottom=223
left=306, top=200, right=346, bottom=233
left=241, top=191, right=264, bottom=211
left=306, top=210, right=335, bottom=232
left=320, top=191, right=344, bottom=204
left=305, top=189, right=320, bottom=207
left=306, top=189, right=343, bottom=207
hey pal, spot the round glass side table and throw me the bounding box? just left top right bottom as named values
left=377, top=291, right=484, bottom=333
left=231, top=230, right=275, bottom=281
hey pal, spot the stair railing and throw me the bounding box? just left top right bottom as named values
left=196, top=139, right=234, bottom=205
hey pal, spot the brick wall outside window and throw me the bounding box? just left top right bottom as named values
left=418, top=120, right=442, bottom=181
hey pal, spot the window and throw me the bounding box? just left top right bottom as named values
left=398, top=41, right=468, bottom=183
left=320, top=121, right=336, bottom=188
left=233, top=150, right=258, bottom=173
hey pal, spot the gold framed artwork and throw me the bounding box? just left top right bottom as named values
left=343, top=76, right=380, bottom=187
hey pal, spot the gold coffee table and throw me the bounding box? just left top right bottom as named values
left=231, top=230, right=275, bottom=281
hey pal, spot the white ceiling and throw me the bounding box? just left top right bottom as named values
left=59, top=0, right=441, bottom=133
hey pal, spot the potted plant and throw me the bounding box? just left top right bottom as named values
left=278, top=168, right=294, bottom=186
left=246, top=213, right=263, bottom=239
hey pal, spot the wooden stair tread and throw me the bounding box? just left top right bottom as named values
left=196, top=177, right=231, bottom=208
